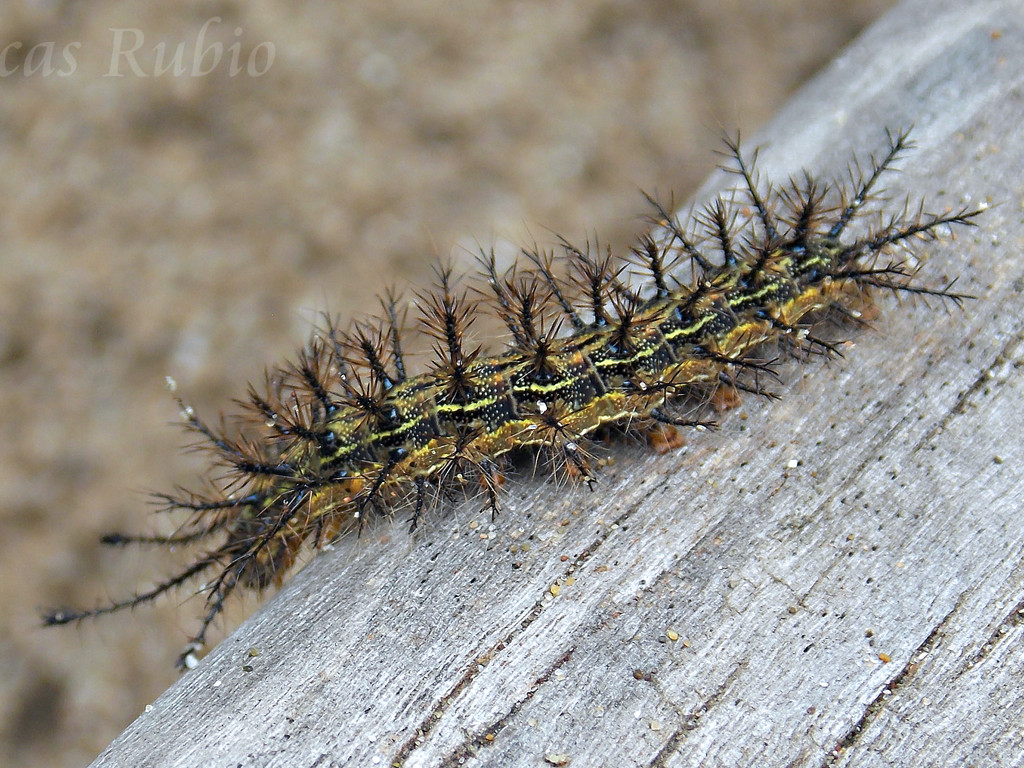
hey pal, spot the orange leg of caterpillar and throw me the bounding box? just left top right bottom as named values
left=710, top=383, right=743, bottom=412
left=647, top=423, right=686, bottom=455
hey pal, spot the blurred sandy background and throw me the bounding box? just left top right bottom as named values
left=0, top=2, right=895, bottom=766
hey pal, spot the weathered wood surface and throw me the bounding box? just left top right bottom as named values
left=92, top=0, right=1024, bottom=765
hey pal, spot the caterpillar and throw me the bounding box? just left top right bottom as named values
left=44, top=128, right=983, bottom=670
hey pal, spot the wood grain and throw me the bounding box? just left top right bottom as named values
left=89, top=0, right=1024, bottom=765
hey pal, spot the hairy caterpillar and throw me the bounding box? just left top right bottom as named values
left=44, top=128, right=983, bottom=670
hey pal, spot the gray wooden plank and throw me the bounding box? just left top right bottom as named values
left=89, top=0, right=1024, bottom=765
